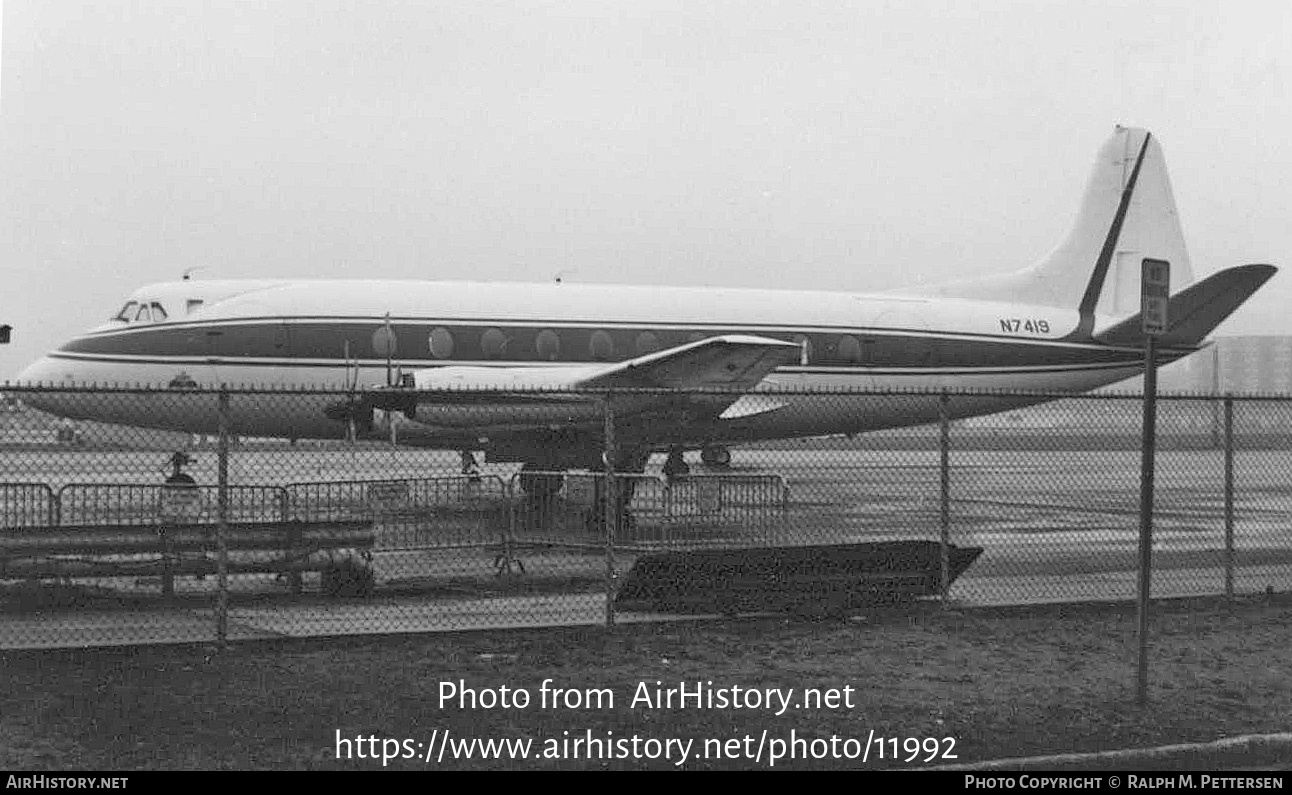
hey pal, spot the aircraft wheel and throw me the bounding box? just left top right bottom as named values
left=700, top=445, right=731, bottom=467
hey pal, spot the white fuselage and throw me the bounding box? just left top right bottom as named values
left=17, top=278, right=1178, bottom=447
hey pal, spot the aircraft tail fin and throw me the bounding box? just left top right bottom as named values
left=922, top=126, right=1197, bottom=337
left=1093, top=264, right=1276, bottom=347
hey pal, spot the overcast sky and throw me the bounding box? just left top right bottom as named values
left=2, top=1, right=1289, bottom=379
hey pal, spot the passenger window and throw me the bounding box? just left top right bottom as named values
left=481, top=328, right=508, bottom=359
left=590, top=330, right=615, bottom=361
left=371, top=325, right=398, bottom=358
left=185, top=299, right=204, bottom=315
left=635, top=331, right=660, bottom=356
left=535, top=329, right=560, bottom=360
left=837, top=335, right=862, bottom=364
left=429, top=327, right=455, bottom=359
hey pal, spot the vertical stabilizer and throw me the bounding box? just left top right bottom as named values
left=920, top=126, right=1196, bottom=337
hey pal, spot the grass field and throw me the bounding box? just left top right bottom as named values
left=3, top=594, right=1291, bottom=770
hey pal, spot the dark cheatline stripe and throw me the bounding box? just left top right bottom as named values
left=62, top=320, right=1187, bottom=370
left=48, top=350, right=1181, bottom=377
left=88, top=315, right=1080, bottom=343
left=81, top=315, right=1095, bottom=344
left=1069, top=131, right=1153, bottom=340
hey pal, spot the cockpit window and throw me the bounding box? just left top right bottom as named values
left=111, top=299, right=168, bottom=324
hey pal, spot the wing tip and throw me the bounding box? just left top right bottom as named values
left=705, top=333, right=802, bottom=349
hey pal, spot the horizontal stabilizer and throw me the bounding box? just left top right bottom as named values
left=1093, top=264, right=1277, bottom=347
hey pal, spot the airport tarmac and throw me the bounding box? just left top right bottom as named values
left=2, top=445, right=1291, bottom=649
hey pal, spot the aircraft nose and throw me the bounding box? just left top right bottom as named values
left=15, top=356, right=70, bottom=386
left=11, top=356, right=71, bottom=416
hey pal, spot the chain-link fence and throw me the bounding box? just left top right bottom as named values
left=2, top=384, right=1290, bottom=649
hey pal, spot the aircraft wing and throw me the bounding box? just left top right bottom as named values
left=352, top=334, right=800, bottom=424
left=574, top=334, right=801, bottom=392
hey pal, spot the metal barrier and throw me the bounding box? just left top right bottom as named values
left=659, top=473, right=788, bottom=518
left=7, top=484, right=361, bottom=600
left=543, top=472, right=671, bottom=514
left=56, top=483, right=288, bottom=526
left=0, top=483, right=58, bottom=529
left=7, top=385, right=1292, bottom=650
left=285, top=475, right=510, bottom=551
left=506, top=470, right=789, bottom=552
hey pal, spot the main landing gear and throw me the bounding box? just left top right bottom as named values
left=700, top=444, right=732, bottom=468
left=512, top=453, right=648, bottom=535
left=661, top=444, right=732, bottom=479
left=582, top=449, right=649, bottom=535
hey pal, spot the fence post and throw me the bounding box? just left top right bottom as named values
left=216, top=389, right=231, bottom=650
left=1224, top=396, right=1235, bottom=601
left=603, top=393, right=617, bottom=627
left=1211, top=345, right=1222, bottom=449
left=939, top=391, right=951, bottom=606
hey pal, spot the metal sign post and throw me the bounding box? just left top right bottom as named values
left=216, top=389, right=231, bottom=652
left=1136, top=258, right=1169, bottom=705
left=603, top=394, right=617, bottom=628
left=939, top=392, right=951, bottom=606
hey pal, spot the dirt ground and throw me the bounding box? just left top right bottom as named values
left=2, top=593, right=1290, bottom=770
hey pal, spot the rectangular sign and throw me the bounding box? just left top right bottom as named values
left=1141, top=258, right=1170, bottom=336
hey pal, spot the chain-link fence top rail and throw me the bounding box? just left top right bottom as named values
left=7, top=383, right=1292, bottom=449
left=2, top=384, right=1291, bottom=647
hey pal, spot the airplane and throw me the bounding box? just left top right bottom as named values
left=14, top=126, right=1277, bottom=507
